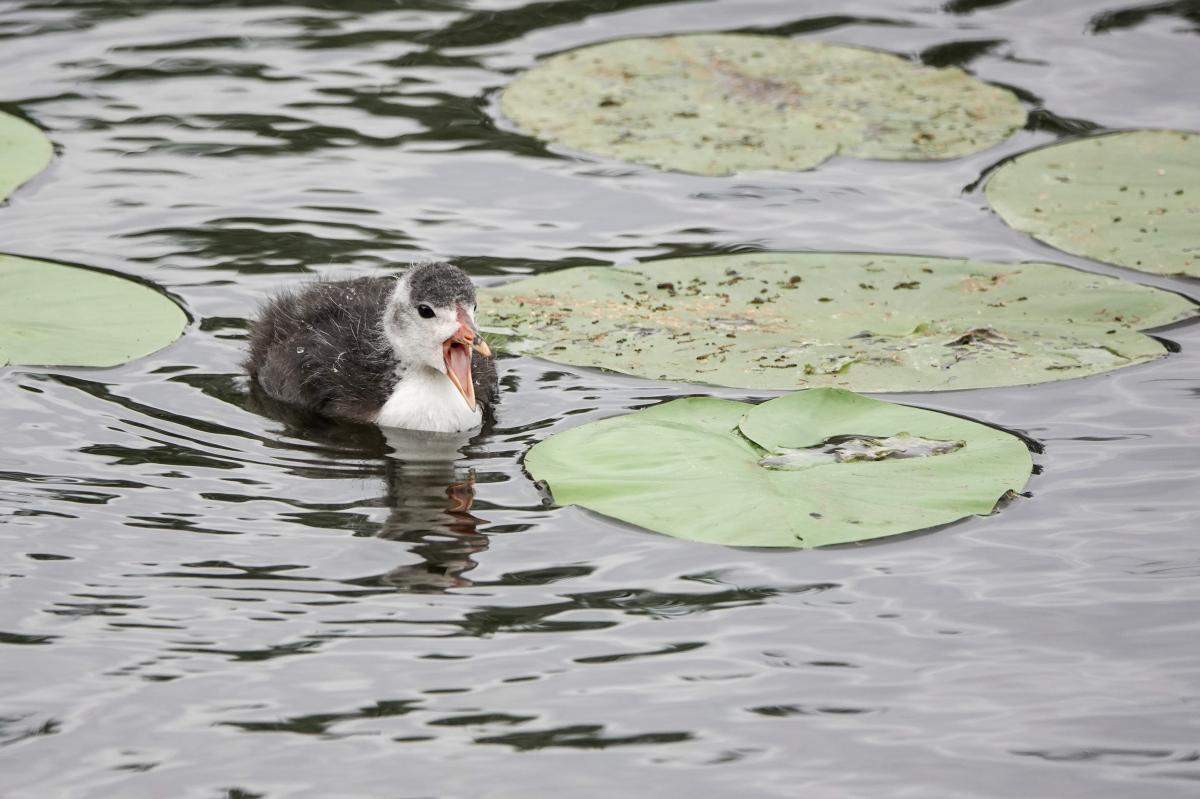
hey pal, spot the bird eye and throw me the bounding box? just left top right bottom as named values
left=417, top=304, right=435, bottom=319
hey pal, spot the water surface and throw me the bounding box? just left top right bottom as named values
left=2, top=1, right=1199, bottom=796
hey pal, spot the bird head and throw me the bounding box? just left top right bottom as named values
left=384, top=262, right=492, bottom=410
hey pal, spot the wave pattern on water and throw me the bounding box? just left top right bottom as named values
left=1, top=1, right=1199, bottom=797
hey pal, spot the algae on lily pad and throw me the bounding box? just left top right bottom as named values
left=986, top=130, right=1200, bottom=278
left=0, top=254, right=186, bottom=367
left=500, top=34, right=1026, bottom=175
left=480, top=252, right=1195, bottom=392
left=526, top=388, right=1032, bottom=548
left=0, top=111, right=53, bottom=202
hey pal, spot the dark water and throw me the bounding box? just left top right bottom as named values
left=2, top=1, right=1199, bottom=796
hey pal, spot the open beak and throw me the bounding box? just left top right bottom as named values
left=442, top=305, right=491, bottom=411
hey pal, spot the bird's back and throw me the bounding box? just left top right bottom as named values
left=245, top=277, right=398, bottom=422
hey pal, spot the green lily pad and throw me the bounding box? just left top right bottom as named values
left=480, top=252, right=1195, bottom=392
left=526, top=388, right=1032, bottom=548
left=0, top=111, right=53, bottom=202
left=0, top=254, right=187, bottom=367
left=500, top=34, right=1026, bottom=175
left=986, top=130, right=1200, bottom=278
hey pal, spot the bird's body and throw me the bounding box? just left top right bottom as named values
left=244, top=263, right=497, bottom=433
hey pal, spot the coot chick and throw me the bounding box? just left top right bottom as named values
left=245, top=262, right=497, bottom=432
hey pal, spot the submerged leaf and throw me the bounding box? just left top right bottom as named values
left=0, top=111, right=53, bottom=202
left=0, top=254, right=187, bottom=367
left=525, top=388, right=1032, bottom=548
left=479, top=252, right=1195, bottom=392
left=500, top=34, right=1026, bottom=175
left=986, top=130, right=1200, bottom=277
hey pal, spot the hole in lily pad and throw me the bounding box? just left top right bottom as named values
left=0, top=110, right=53, bottom=203
left=478, top=252, right=1196, bottom=392
left=525, top=388, right=1033, bottom=548
left=500, top=34, right=1026, bottom=176
left=986, top=129, right=1200, bottom=278
left=0, top=254, right=187, bottom=368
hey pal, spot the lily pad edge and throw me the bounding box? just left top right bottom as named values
left=480, top=249, right=1199, bottom=393
left=0, top=109, right=55, bottom=203
left=523, top=387, right=1035, bottom=549
left=983, top=127, right=1200, bottom=279
left=498, top=33, right=1029, bottom=176
left=0, top=252, right=191, bottom=369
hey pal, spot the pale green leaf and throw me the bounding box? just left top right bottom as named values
left=480, top=253, right=1195, bottom=392
left=0, top=254, right=187, bottom=368
left=526, top=388, right=1032, bottom=547
left=986, top=130, right=1200, bottom=277
left=0, top=111, right=53, bottom=202
left=501, top=34, right=1026, bottom=175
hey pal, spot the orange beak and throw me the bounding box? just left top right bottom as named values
left=442, top=305, right=491, bottom=411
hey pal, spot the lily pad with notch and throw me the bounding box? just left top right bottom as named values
left=0, top=254, right=187, bottom=368
left=986, top=130, right=1200, bottom=278
left=479, top=252, right=1196, bottom=392
left=500, top=33, right=1027, bottom=175
left=0, top=110, right=53, bottom=202
left=525, top=387, right=1033, bottom=548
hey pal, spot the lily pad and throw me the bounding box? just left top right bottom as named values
left=500, top=34, right=1026, bottom=175
left=526, top=388, right=1032, bottom=548
left=480, top=252, right=1195, bottom=392
left=0, top=111, right=53, bottom=202
left=0, top=254, right=187, bottom=367
left=986, top=130, right=1200, bottom=278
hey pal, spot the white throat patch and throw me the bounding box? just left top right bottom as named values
left=375, top=366, right=483, bottom=433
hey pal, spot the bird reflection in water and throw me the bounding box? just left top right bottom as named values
left=372, top=426, right=490, bottom=593
left=246, top=385, right=491, bottom=593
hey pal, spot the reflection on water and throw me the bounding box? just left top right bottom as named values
left=247, top=388, right=493, bottom=592
left=373, top=427, right=490, bottom=593
left=1, top=0, right=1199, bottom=797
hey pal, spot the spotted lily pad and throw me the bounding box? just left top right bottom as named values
left=480, top=252, right=1195, bottom=392
left=526, top=388, right=1032, bottom=547
left=0, top=111, right=53, bottom=202
left=986, top=130, right=1200, bottom=277
left=500, top=34, right=1026, bottom=175
left=0, top=254, right=187, bottom=367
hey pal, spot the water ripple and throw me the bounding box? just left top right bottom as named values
left=1, top=1, right=1199, bottom=797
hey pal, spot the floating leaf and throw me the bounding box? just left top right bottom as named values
left=986, top=130, right=1200, bottom=278
left=480, top=252, right=1195, bottom=392
left=500, top=34, right=1026, bottom=175
left=526, top=388, right=1032, bottom=547
left=0, top=254, right=187, bottom=367
left=0, top=111, right=53, bottom=202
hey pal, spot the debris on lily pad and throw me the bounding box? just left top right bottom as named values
left=479, top=252, right=1195, bottom=392
left=758, top=432, right=964, bottom=468
left=986, top=129, right=1200, bottom=277
left=0, top=110, right=53, bottom=202
left=500, top=34, right=1027, bottom=175
left=525, top=387, right=1032, bottom=548
left=0, top=254, right=187, bottom=368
